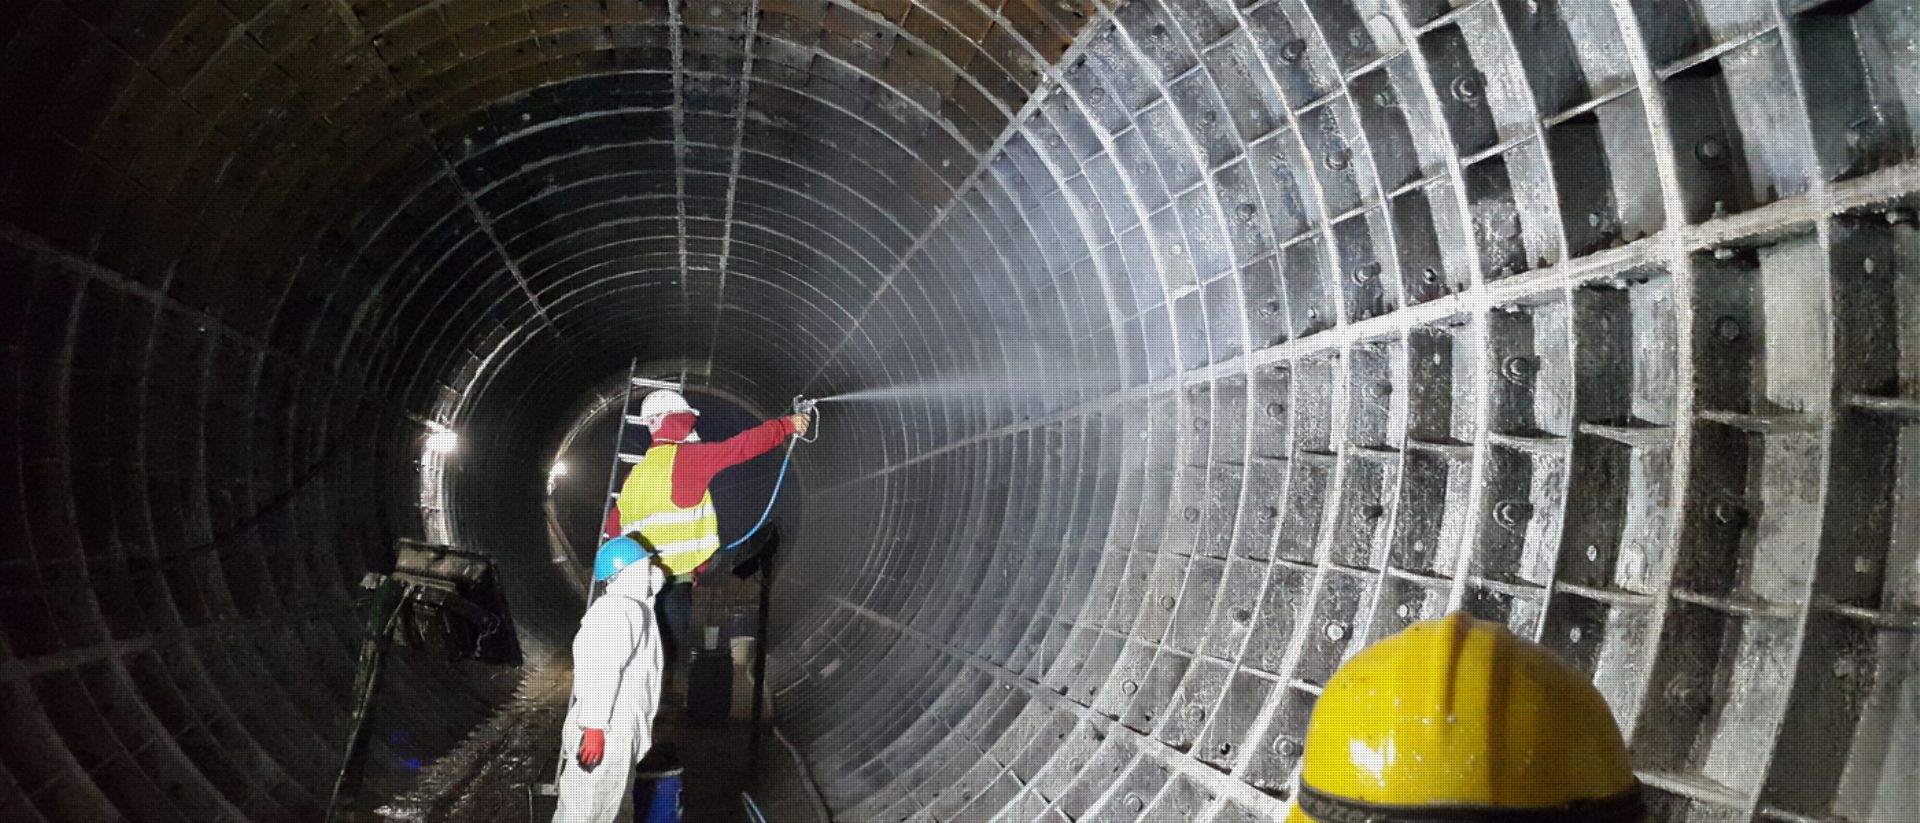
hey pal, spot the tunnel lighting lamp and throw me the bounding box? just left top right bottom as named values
left=550, top=461, right=568, bottom=477
left=425, top=427, right=459, bottom=454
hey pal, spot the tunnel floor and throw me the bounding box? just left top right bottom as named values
left=366, top=577, right=824, bottom=823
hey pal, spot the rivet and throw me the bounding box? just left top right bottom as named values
left=1234, top=607, right=1253, bottom=623
left=1373, top=90, right=1396, bottom=108
left=1585, top=544, right=1600, bottom=562
left=1201, top=110, right=1217, bottom=128
left=1713, top=315, right=1743, bottom=342
left=1184, top=506, right=1201, bottom=522
left=1493, top=500, right=1534, bottom=530
left=1361, top=503, right=1385, bottom=521
left=1266, top=402, right=1286, bottom=418
left=1569, top=626, right=1584, bottom=644
left=1712, top=497, right=1747, bottom=527
left=1088, top=87, right=1107, bottom=103
left=1422, top=266, right=1440, bottom=284
left=1305, top=307, right=1319, bottom=320
left=1258, top=505, right=1278, bottom=522
left=1351, top=262, right=1380, bottom=284
left=1278, top=39, right=1306, bottom=63
left=1500, top=355, right=1539, bottom=383
left=1371, top=382, right=1393, bottom=399
left=1125, top=794, right=1145, bottom=813
left=1450, top=72, right=1484, bottom=101
left=1218, top=742, right=1235, bottom=757
left=1185, top=704, right=1207, bottom=724
left=1694, top=136, right=1730, bottom=166
left=1259, top=300, right=1281, bottom=317
left=1276, top=737, right=1303, bottom=756
left=1396, top=602, right=1416, bottom=620
left=1238, top=202, right=1259, bottom=222
left=1324, top=622, right=1349, bottom=642
left=1325, top=149, right=1352, bottom=171
left=1161, top=595, right=1178, bottom=610
left=1123, top=679, right=1139, bottom=695
left=1152, top=23, right=1167, bottom=36
left=1194, top=417, right=1209, bottom=432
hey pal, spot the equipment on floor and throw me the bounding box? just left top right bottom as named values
left=687, top=647, right=735, bottom=726
left=1288, top=611, right=1643, bottom=823
left=327, top=540, right=523, bottom=822
left=633, top=744, right=685, bottom=823
left=742, top=792, right=770, bottom=823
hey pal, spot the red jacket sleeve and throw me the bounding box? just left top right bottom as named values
left=603, top=503, right=623, bottom=538
left=670, top=417, right=797, bottom=508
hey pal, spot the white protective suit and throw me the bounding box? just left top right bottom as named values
left=553, top=562, right=666, bottom=823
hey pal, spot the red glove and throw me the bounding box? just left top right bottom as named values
left=578, top=728, right=605, bottom=768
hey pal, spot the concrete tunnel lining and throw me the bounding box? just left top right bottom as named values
left=3, top=0, right=1919, bottom=821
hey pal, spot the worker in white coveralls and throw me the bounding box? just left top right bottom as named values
left=556, top=390, right=809, bottom=821
left=600, top=390, right=810, bottom=674
left=552, top=535, right=665, bottom=822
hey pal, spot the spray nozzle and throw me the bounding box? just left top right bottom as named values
left=791, top=395, right=820, bottom=442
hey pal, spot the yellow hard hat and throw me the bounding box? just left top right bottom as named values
left=1286, top=611, right=1643, bottom=823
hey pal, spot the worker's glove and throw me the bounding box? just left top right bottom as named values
left=578, top=728, right=605, bottom=768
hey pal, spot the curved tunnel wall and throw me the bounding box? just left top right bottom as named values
left=2, top=1, right=1918, bottom=822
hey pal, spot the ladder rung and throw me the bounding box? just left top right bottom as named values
left=624, top=415, right=650, bottom=426
left=618, top=452, right=644, bottom=463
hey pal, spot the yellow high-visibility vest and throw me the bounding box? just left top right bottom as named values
left=614, top=444, right=720, bottom=577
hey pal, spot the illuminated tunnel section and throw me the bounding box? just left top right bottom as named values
left=2, top=1, right=1918, bottom=822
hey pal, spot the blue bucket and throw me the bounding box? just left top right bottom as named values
left=633, top=765, right=683, bottom=823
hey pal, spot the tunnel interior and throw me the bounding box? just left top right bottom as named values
left=4, top=0, right=1920, bottom=821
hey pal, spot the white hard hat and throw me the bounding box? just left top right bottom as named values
left=638, top=390, right=698, bottom=424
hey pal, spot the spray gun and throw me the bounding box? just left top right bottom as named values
left=791, top=395, right=821, bottom=443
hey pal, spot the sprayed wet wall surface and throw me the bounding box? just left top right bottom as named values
left=3, top=0, right=1920, bottom=821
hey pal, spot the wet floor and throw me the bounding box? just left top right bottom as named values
left=367, top=581, right=825, bottom=823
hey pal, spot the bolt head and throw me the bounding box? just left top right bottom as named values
left=1451, top=72, right=1484, bottom=101
left=1694, top=136, right=1730, bottom=165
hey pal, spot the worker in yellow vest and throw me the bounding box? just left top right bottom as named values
left=600, top=390, right=808, bottom=667
left=1287, top=611, right=1645, bottom=823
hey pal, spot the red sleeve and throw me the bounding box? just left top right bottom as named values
left=670, top=417, right=797, bottom=508
left=603, top=503, right=623, bottom=538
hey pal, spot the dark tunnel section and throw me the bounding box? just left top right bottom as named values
left=5, top=1, right=1920, bottom=822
